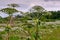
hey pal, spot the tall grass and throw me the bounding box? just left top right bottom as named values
left=0, top=23, right=60, bottom=40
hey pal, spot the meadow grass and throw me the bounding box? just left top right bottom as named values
left=0, top=24, right=60, bottom=40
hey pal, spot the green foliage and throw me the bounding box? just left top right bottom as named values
left=9, top=35, right=19, bottom=40
left=0, top=33, right=3, bottom=40
left=5, top=24, right=11, bottom=33
left=0, top=8, right=18, bottom=14
left=45, top=11, right=60, bottom=20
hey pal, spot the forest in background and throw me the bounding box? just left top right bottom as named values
left=0, top=10, right=60, bottom=23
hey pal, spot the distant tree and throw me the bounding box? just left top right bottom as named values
left=50, top=11, right=60, bottom=19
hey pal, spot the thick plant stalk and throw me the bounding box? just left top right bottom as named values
left=35, top=23, right=39, bottom=40
left=9, top=15, right=14, bottom=27
left=34, top=19, right=39, bottom=40
left=5, top=24, right=11, bottom=40
left=6, top=32, right=9, bottom=40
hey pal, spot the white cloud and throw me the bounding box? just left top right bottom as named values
left=0, top=0, right=60, bottom=11
left=0, top=12, right=9, bottom=18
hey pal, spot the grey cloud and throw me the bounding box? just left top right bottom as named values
left=44, top=0, right=60, bottom=1
left=0, top=0, right=60, bottom=11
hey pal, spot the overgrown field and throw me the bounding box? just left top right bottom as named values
left=0, top=23, right=60, bottom=40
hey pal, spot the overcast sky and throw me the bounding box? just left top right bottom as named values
left=0, top=0, right=60, bottom=18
